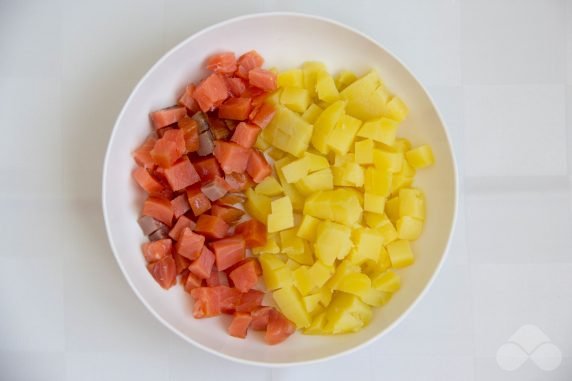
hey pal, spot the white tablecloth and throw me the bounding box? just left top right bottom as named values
left=1, top=0, right=571, bottom=380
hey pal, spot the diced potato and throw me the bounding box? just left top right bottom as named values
left=265, top=106, right=313, bottom=157
left=245, top=188, right=271, bottom=223
left=354, top=139, right=374, bottom=164
left=364, top=167, right=392, bottom=196
left=280, top=228, right=305, bottom=256
left=308, top=260, right=334, bottom=288
left=273, top=286, right=311, bottom=328
left=303, top=189, right=363, bottom=226
left=265, top=88, right=282, bottom=106
left=373, top=149, right=403, bottom=173
left=325, top=259, right=361, bottom=290
left=267, top=147, right=286, bottom=161
left=311, top=100, right=346, bottom=154
left=302, top=61, right=326, bottom=97
left=274, top=157, right=305, bottom=211
left=293, top=266, right=315, bottom=296
left=384, top=96, right=409, bottom=122
left=371, top=270, right=401, bottom=292
left=281, top=87, right=311, bottom=113
left=357, top=117, right=398, bottom=146
left=396, top=216, right=423, bottom=240
left=277, top=69, right=303, bottom=88
left=267, top=196, right=294, bottom=233
left=254, top=134, right=272, bottom=153
left=364, top=193, right=386, bottom=214
left=303, top=293, right=323, bottom=315
left=286, top=258, right=301, bottom=270
left=332, top=161, right=365, bottom=187
left=252, top=234, right=280, bottom=255
left=385, top=196, right=400, bottom=222
left=327, top=114, right=362, bottom=155
left=260, top=255, right=293, bottom=290
left=405, top=145, right=435, bottom=169
left=399, top=188, right=425, bottom=220
left=255, top=176, right=283, bottom=197
left=316, top=71, right=340, bottom=103
left=350, top=227, right=384, bottom=264
left=392, top=138, right=412, bottom=153
left=340, top=71, right=386, bottom=120
left=364, top=212, right=398, bottom=245
left=295, top=168, right=334, bottom=195
left=304, top=311, right=328, bottom=334
left=302, top=103, right=323, bottom=123
left=323, top=293, right=372, bottom=334
left=318, top=287, right=333, bottom=307
left=386, top=240, right=414, bottom=268
left=304, top=152, right=330, bottom=172
left=337, top=272, right=371, bottom=296
left=314, top=220, right=352, bottom=265
left=282, top=156, right=311, bottom=183
left=335, top=70, right=358, bottom=91
left=297, top=214, right=321, bottom=241
left=360, top=288, right=392, bottom=307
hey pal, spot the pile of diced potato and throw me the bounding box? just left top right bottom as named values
left=245, top=62, right=434, bottom=335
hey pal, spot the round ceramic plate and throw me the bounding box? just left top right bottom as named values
left=102, top=12, right=458, bottom=366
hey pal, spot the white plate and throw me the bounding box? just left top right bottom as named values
left=102, top=12, right=458, bottom=367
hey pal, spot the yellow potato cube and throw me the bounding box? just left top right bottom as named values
left=254, top=133, right=271, bottom=151
left=264, top=88, right=282, bottom=106
left=304, top=189, right=363, bottom=227
left=244, top=188, right=271, bottom=224
left=303, top=293, right=323, bottom=315
left=255, top=176, right=283, bottom=197
left=327, top=114, right=362, bottom=155
left=324, top=293, right=372, bottom=334
left=350, top=228, right=384, bottom=264
left=295, top=168, right=334, bottom=195
left=252, top=234, right=280, bottom=255
left=385, top=196, right=400, bottom=222
left=360, top=288, right=392, bottom=307
left=371, top=270, right=401, bottom=292
left=286, top=258, right=301, bottom=270
left=308, top=260, right=334, bottom=288
left=340, top=71, right=386, bottom=120
left=325, top=259, right=360, bottom=290
left=260, top=257, right=293, bottom=290
left=334, top=152, right=354, bottom=166
left=266, top=147, right=286, bottom=161
left=273, top=286, right=311, bottom=328
left=357, top=117, right=398, bottom=146
left=311, top=100, right=346, bottom=154
left=337, top=272, right=372, bottom=296
left=386, top=240, right=414, bottom=268
left=392, top=138, right=412, bottom=153
left=405, top=145, right=435, bottom=169
left=288, top=240, right=315, bottom=265
left=277, top=69, right=303, bottom=88
left=364, top=167, right=392, bottom=196
left=314, top=220, right=352, bottom=265
left=280, top=86, right=311, bottom=113
left=384, top=96, right=409, bottom=122
left=265, top=106, right=313, bottom=157
left=354, top=139, right=374, bottom=164
left=316, top=71, right=340, bottom=103
left=304, top=311, right=328, bottom=334
left=302, top=61, right=326, bottom=97
left=364, top=212, right=398, bottom=245
left=397, top=216, right=424, bottom=240
left=399, top=188, right=425, bottom=220
left=364, top=193, right=386, bottom=214
left=318, top=287, right=333, bottom=307
left=391, top=174, right=414, bottom=195
left=332, top=161, right=365, bottom=187
left=293, top=266, right=315, bottom=296
left=281, top=156, right=311, bottom=183
left=373, top=149, right=403, bottom=173
left=302, top=103, right=323, bottom=123
left=280, top=228, right=305, bottom=256
left=274, top=157, right=305, bottom=211
left=335, top=70, right=358, bottom=91
left=297, top=214, right=321, bottom=242
left=267, top=196, right=294, bottom=233
left=304, top=151, right=330, bottom=172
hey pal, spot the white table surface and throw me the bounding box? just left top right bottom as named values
left=1, top=0, right=571, bottom=380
